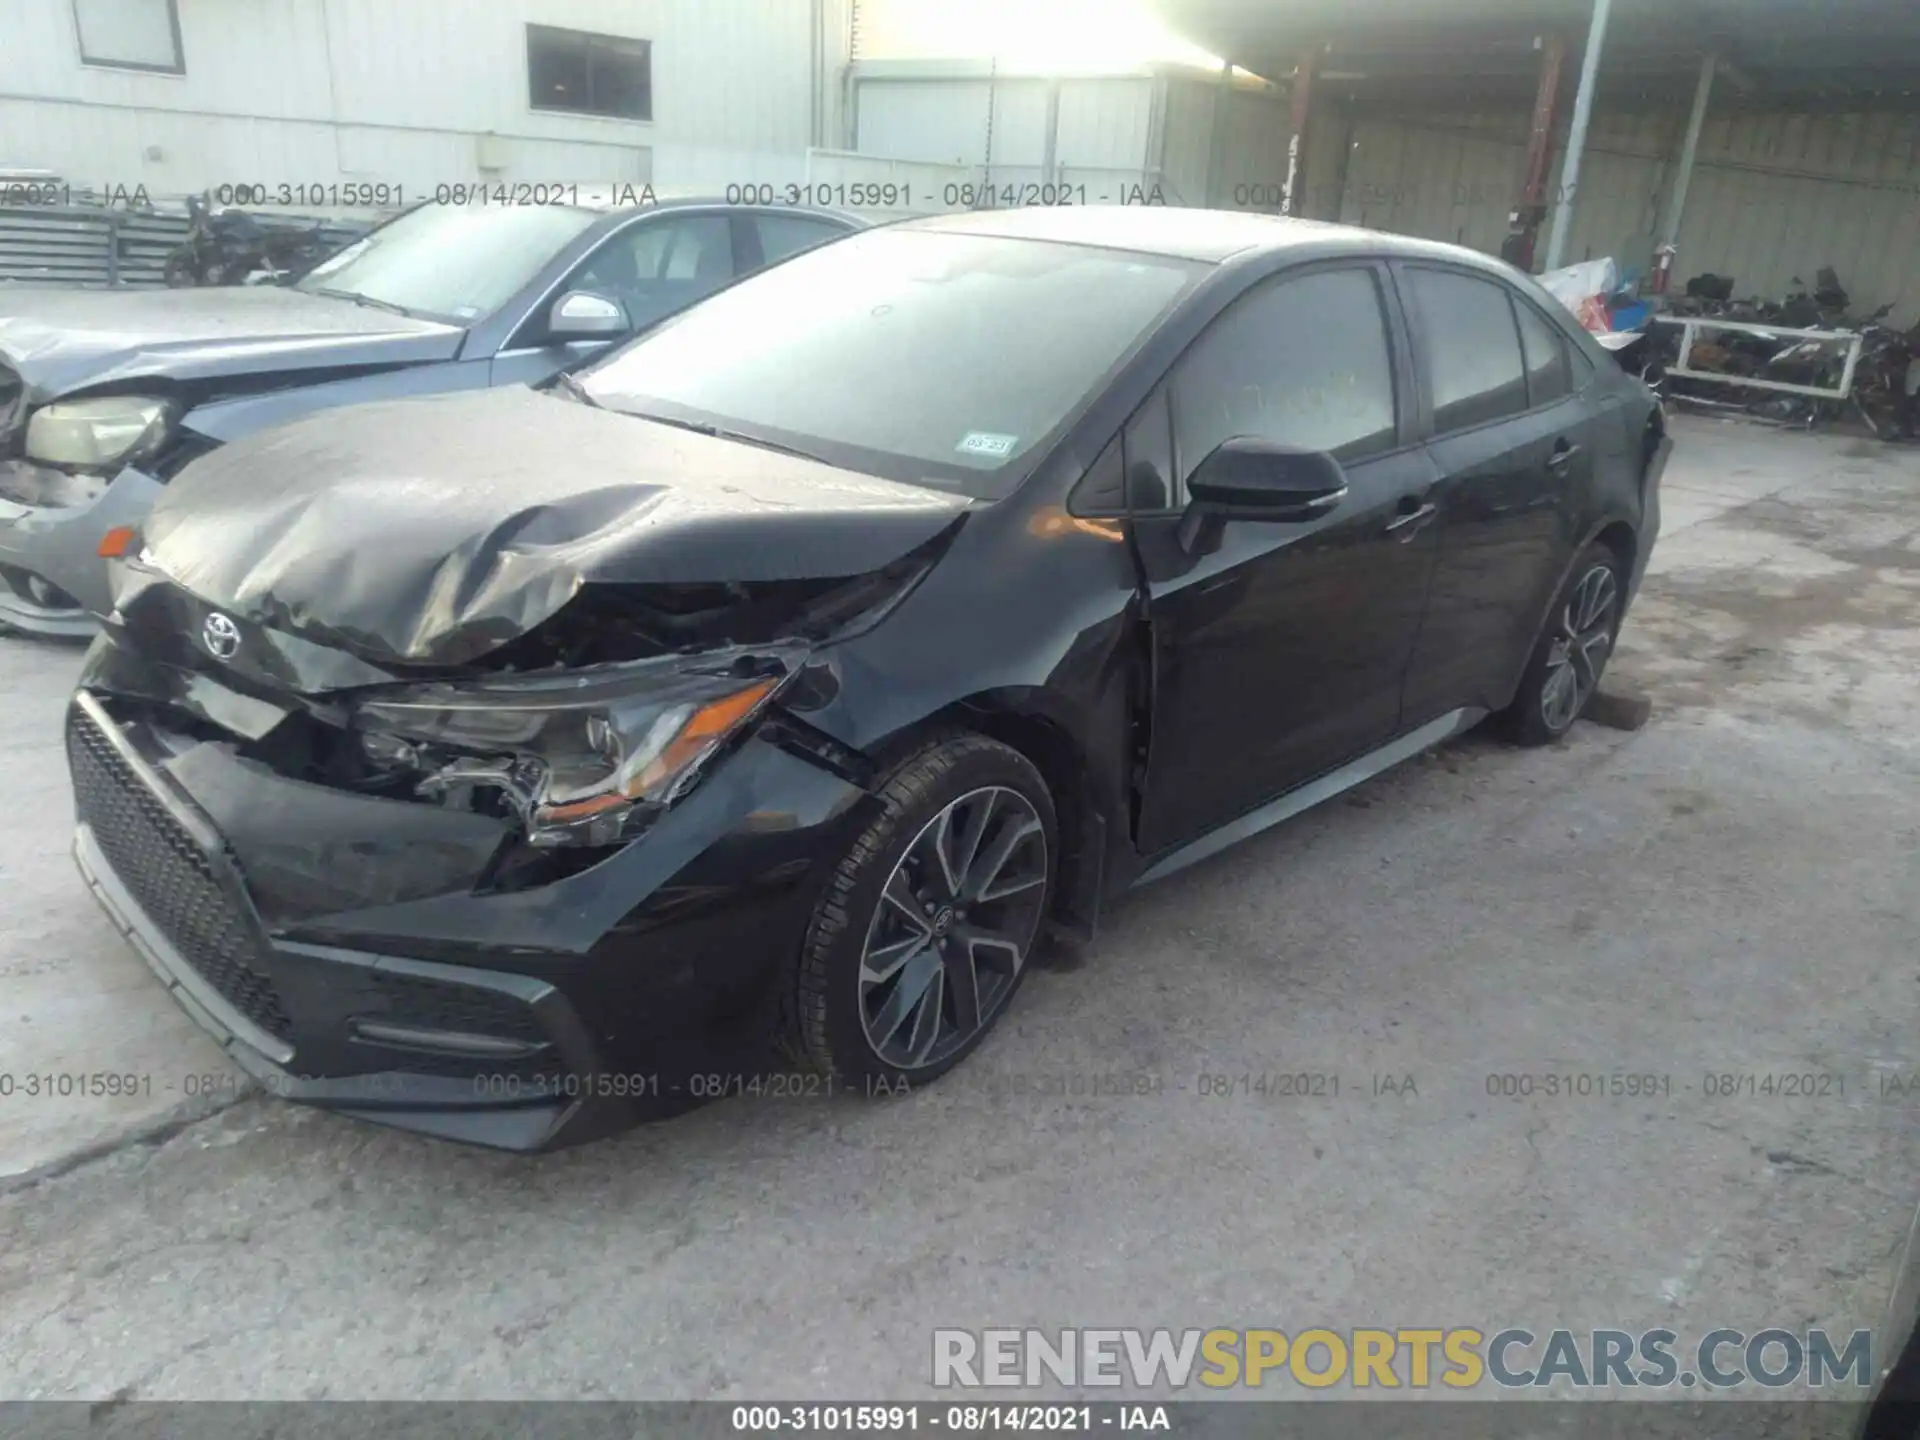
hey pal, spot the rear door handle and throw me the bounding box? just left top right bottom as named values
left=1546, top=441, right=1582, bottom=472
left=1385, top=501, right=1437, bottom=539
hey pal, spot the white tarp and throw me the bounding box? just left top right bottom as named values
left=1537, top=257, right=1619, bottom=314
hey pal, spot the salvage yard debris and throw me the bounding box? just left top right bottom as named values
left=1537, top=257, right=1917, bottom=442
left=1657, top=268, right=1918, bottom=439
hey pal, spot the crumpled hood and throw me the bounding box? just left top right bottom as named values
left=0, top=285, right=462, bottom=401
left=143, top=386, right=971, bottom=666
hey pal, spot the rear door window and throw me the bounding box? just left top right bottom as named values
left=1405, top=268, right=1531, bottom=433
left=1513, top=298, right=1573, bottom=408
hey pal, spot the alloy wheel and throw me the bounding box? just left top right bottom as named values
left=857, top=785, right=1049, bottom=1070
left=1539, top=562, right=1619, bottom=733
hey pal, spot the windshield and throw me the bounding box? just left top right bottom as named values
left=295, top=203, right=600, bottom=323
left=579, top=228, right=1207, bottom=496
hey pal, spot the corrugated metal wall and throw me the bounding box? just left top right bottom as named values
left=852, top=67, right=1296, bottom=210
left=1156, top=79, right=1299, bottom=210
left=1334, top=107, right=1920, bottom=323
left=855, top=79, right=1004, bottom=165
left=1057, top=78, right=1159, bottom=175
left=1664, top=110, right=1920, bottom=320
left=853, top=73, right=1161, bottom=185
left=0, top=0, right=843, bottom=202
left=852, top=71, right=1166, bottom=200
left=1158, top=77, right=1220, bottom=207
left=849, top=65, right=1919, bottom=323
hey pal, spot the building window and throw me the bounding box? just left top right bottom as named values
left=72, top=0, right=184, bottom=73
left=527, top=25, right=652, bottom=121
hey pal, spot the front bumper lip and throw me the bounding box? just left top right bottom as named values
left=67, top=639, right=874, bottom=1150
left=0, top=461, right=164, bottom=636
left=77, top=822, right=638, bottom=1150
left=66, top=690, right=645, bottom=1151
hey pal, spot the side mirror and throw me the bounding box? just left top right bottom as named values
left=547, top=289, right=630, bottom=341
left=1178, top=438, right=1348, bottom=554
left=1187, top=437, right=1349, bottom=519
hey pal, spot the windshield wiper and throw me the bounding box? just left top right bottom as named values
left=627, top=410, right=826, bottom=464
left=308, top=286, right=414, bottom=318
left=548, top=371, right=601, bottom=408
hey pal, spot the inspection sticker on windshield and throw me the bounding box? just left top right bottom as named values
left=956, top=431, right=1018, bottom=459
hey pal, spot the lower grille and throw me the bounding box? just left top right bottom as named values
left=361, top=971, right=548, bottom=1045
left=67, top=705, right=295, bottom=1042
left=354, top=972, right=557, bottom=1080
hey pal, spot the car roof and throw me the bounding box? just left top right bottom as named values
left=564, top=190, right=868, bottom=229
left=896, top=204, right=1503, bottom=270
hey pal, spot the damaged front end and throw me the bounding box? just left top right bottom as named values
left=337, top=550, right=941, bottom=852
left=68, top=538, right=944, bottom=1146
left=62, top=375, right=1009, bottom=1146
left=97, top=524, right=946, bottom=881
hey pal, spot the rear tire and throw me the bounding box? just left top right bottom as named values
left=780, top=733, right=1056, bottom=1088
left=1502, top=541, right=1626, bottom=747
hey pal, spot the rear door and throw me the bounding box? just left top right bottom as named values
left=1131, top=263, right=1445, bottom=854
left=1395, top=265, right=1597, bottom=725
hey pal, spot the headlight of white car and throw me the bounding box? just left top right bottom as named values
left=25, top=396, right=174, bottom=470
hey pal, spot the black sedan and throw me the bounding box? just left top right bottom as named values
left=68, top=207, right=1668, bottom=1150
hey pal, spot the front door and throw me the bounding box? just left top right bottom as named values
left=489, top=211, right=741, bottom=387
left=1131, top=265, right=1443, bottom=855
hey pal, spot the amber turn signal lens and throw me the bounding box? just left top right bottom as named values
left=632, top=677, right=779, bottom=797
left=98, top=525, right=139, bottom=558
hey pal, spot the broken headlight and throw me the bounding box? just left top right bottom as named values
left=25, top=396, right=175, bottom=471
left=350, top=650, right=801, bottom=847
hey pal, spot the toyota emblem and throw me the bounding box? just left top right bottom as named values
left=201, top=611, right=241, bottom=661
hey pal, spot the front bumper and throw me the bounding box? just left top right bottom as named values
left=0, top=461, right=163, bottom=637
left=73, top=821, right=613, bottom=1150
left=66, top=674, right=874, bottom=1151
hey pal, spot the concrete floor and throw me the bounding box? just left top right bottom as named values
left=1, top=415, right=1917, bottom=1404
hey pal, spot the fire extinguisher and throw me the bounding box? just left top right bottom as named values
left=1649, top=242, right=1677, bottom=296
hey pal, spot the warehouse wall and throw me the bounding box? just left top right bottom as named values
left=1332, top=106, right=1920, bottom=323
left=851, top=64, right=1301, bottom=209
left=852, top=69, right=1165, bottom=196
left=1174, top=81, right=1299, bottom=210
left=0, top=0, right=851, bottom=201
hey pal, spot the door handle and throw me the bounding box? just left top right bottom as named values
left=1546, top=441, right=1582, bottom=472
left=1385, top=501, right=1437, bottom=539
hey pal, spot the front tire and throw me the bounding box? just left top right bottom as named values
left=1503, top=541, right=1626, bottom=746
left=783, top=733, right=1056, bottom=1087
